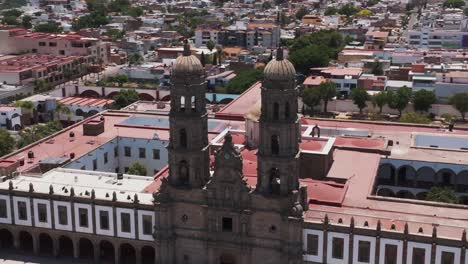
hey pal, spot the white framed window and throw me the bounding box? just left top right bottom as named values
left=13, top=197, right=31, bottom=226
left=33, top=199, right=51, bottom=228
left=74, top=203, right=93, bottom=233
left=116, top=208, right=135, bottom=239
left=138, top=210, right=154, bottom=241
left=407, top=242, right=431, bottom=264
left=435, top=246, right=460, bottom=264
left=327, top=232, right=349, bottom=264
left=303, top=229, right=323, bottom=262
left=95, top=206, right=114, bottom=236
left=380, top=238, right=403, bottom=264
left=0, top=195, right=11, bottom=224
left=54, top=201, right=72, bottom=231
left=353, top=235, right=376, bottom=264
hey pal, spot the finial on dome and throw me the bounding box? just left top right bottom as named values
left=183, top=39, right=191, bottom=56
left=276, top=46, right=284, bottom=61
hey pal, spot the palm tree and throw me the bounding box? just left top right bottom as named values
left=54, top=102, right=71, bottom=121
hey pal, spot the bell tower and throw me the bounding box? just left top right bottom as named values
left=256, top=48, right=301, bottom=196
left=167, top=41, right=210, bottom=188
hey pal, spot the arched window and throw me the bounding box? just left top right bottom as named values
left=180, top=96, right=185, bottom=112
left=273, top=102, right=279, bottom=120
left=270, top=168, right=280, bottom=195
left=271, top=135, right=279, bottom=155
left=285, top=102, right=290, bottom=119
left=180, top=129, right=187, bottom=148
left=179, top=160, right=189, bottom=185
left=191, top=96, right=196, bottom=112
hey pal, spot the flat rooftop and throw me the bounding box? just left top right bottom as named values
left=1, top=168, right=155, bottom=204
left=0, top=111, right=245, bottom=173
left=58, top=97, right=114, bottom=107
left=0, top=54, right=81, bottom=73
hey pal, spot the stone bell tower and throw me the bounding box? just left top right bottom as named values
left=167, top=41, right=210, bottom=188
left=256, top=47, right=301, bottom=196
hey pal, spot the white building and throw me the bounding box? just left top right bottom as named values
left=0, top=105, right=21, bottom=131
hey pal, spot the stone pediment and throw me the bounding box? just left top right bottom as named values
left=205, top=132, right=251, bottom=208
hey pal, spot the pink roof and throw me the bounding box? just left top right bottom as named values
left=215, top=81, right=262, bottom=121
left=58, top=97, right=114, bottom=107
left=0, top=54, right=80, bottom=73
left=303, top=75, right=327, bottom=86
left=0, top=105, right=18, bottom=112
left=320, top=67, right=362, bottom=76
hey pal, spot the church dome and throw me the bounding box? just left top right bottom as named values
left=172, top=41, right=204, bottom=76
left=263, top=47, right=296, bottom=82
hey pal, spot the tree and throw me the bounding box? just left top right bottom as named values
left=295, top=6, right=308, bottom=20
left=200, top=51, right=206, bottom=67
left=449, top=92, right=468, bottom=120
left=412, top=89, right=436, bottom=113
left=0, top=129, right=15, bottom=157
left=302, top=87, right=322, bottom=111
left=324, top=7, right=338, bottom=15
left=110, top=74, right=129, bottom=87
left=371, top=59, right=383, bottom=75
left=72, top=11, right=109, bottom=30
left=15, top=101, right=35, bottom=112
left=399, top=112, right=431, bottom=124
left=34, top=21, right=62, bottom=33
left=128, top=53, right=143, bottom=67
left=2, top=9, right=23, bottom=17
left=212, top=52, right=218, bottom=65
left=54, top=102, right=71, bottom=121
left=22, top=15, right=33, bottom=29
left=318, top=81, right=337, bottom=113
left=351, top=87, right=370, bottom=114
left=388, top=86, right=412, bottom=116
left=262, top=1, right=272, bottom=9
left=17, top=121, right=62, bottom=148
left=206, top=40, right=215, bottom=52
left=426, top=187, right=459, bottom=204
left=464, top=7, right=468, bottom=16
left=371, top=91, right=388, bottom=114
left=127, top=6, right=143, bottom=18
left=443, top=0, right=464, bottom=8
left=225, top=67, right=264, bottom=94
left=3, top=16, right=20, bottom=25
left=106, top=28, right=125, bottom=41
left=356, top=9, right=373, bottom=16
left=34, top=79, right=53, bottom=93
left=128, top=161, right=147, bottom=176
left=289, top=45, right=329, bottom=74
left=338, top=4, right=359, bottom=17
left=112, top=89, right=139, bottom=109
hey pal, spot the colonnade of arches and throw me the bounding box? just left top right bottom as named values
left=0, top=228, right=156, bottom=264
left=376, top=163, right=468, bottom=204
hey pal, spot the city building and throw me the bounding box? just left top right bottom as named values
left=195, top=21, right=280, bottom=49
left=0, top=44, right=467, bottom=264
left=0, top=29, right=110, bottom=65
left=0, top=53, right=87, bottom=86
left=0, top=105, right=21, bottom=130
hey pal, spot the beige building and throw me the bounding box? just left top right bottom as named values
left=0, top=29, right=109, bottom=65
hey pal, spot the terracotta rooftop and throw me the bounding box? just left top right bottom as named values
left=215, top=81, right=262, bottom=121
left=58, top=97, right=114, bottom=107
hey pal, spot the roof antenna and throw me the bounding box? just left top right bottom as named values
left=183, top=39, right=191, bottom=56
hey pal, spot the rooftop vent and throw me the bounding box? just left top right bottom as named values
left=117, top=173, right=124, bottom=180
